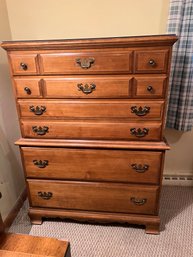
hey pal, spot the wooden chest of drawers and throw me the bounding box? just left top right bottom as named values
left=1, top=35, right=177, bottom=234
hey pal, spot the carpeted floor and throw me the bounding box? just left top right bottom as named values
left=9, top=186, right=193, bottom=257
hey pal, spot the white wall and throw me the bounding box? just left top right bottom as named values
left=6, top=0, right=170, bottom=40
left=165, top=129, right=193, bottom=175
left=0, top=0, right=25, bottom=220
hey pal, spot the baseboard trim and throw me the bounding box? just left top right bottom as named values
left=163, top=174, right=193, bottom=186
left=4, top=187, right=27, bottom=229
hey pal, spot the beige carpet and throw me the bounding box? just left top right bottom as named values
left=9, top=186, right=193, bottom=257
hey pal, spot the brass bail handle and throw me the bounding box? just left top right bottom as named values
left=130, top=128, right=149, bottom=138
left=131, top=106, right=150, bottom=116
left=77, top=83, right=96, bottom=94
left=76, top=57, right=95, bottom=69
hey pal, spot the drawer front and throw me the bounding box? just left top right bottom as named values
left=39, top=50, right=133, bottom=75
left=43, top=76, right=132, bottom=98
left=9, top=54, right=39, bottom=75
left=14, top=78, right=42, bottom=98
left=22, top=147, right=163, bottom=184
left=18, top=100, right=164, bottom=120
left=134, top=50, right=169, bottom=73
left=28, top=180, right=159, bottom=215
left=133, top=76, right=166, bottom=98
left=21, top=120, right=162, bottom=141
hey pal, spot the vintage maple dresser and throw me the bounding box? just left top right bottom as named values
left=1, top=35, right=177, bottom=234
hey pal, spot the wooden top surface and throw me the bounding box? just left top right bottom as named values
left=0, top=233, right=69, bottom=257
left=1, top=34, right=178, bottom=50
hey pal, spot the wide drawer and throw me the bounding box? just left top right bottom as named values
left=43, top=76, right=132, bottom=98
left=8, top=53, right=39, bottom=75
left=14, top=78, right=42, bottom=98
left=18, top=100, right=164, bottom=120
left=28, top=180, right=159, bottom=215
left=134, top=50, right=169, bottom=73
left=22, top=147, right=163, bottom=184
left=39, top=50, right=133, bottom=74
left=21, top=120, right=162, bottom=141
left=133, top=76, right=167, bottom=98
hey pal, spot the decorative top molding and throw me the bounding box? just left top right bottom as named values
left=1, top=34, right=178, bottom=51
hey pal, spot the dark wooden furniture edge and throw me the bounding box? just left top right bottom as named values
left=29, top=207, right=160, bottom=235
left=1, top=35, right=178, bottom=50
left=3, top=188, right=27, bottom=230
left=15, top=138, right=170, bottom=150
left=0, top=232, right=71, bottom=257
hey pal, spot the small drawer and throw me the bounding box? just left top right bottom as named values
left=14, top=78, right=42, bottom=98
left=134, top=50, right=169, bottom=73
left=39, top=50, right=133, bottom=75
left=133, top=76, right=167, bottom=98
left=8, top=54, right=39, bottom=75
left=43, top=76, right=132, bottom=98
left=18, top=100, right=164, bottom=120
left=28, top=180, right=159, bottom=215
left=22, top=147, right=163, bottom=184
left=21, top=120, right=162, bottom=141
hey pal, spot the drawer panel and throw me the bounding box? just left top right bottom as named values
left=28, top=180, right=159, bottom=215
left=39, top=50, right=133, bottom=74
left=133, top=76, right=166, bottom=98
left=134, top=50, right=169, bottom=73
left=9, top=54, right=39, bottom=75
left=43, top=76, right=132, bottom=98
left=14, top=78, right=42, bottom=98
left=21, top=120, right=162, bottom=141
left=22, top=147, right=163, bottom=184
left=18, top=100, right=164, bottom=120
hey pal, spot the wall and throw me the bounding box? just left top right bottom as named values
left=6, top=0, right=169, bottom=40
left=3, top=0, right=193, bottom=182
left=165, top=129, right=193, bottom=176
left=0, top=0, right=25, bottom=220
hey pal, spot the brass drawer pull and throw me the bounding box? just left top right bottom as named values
left=32, top=126, right=49, bottom=135
left=131, top=164, right=149, bottom=173
left=20, top=62, right=28, bottom=70
left=38, top=191, right=53, bottom=200
left=76, top=57, right=95, bottom=69
left=148, top=59, right=156, bottom=66
left=131, top=197, right=147, bottom=206
left=30, top=105, right=46, bottom=115
left=147, top=85, right=153, bottom=92
left=24, top=87, right=31, bottom=95
left=130, top=128, right=149, bottom=138
left=131, top=106, right=150, bottom=116
left=33, top=160, right=49, bottom=168
left=77, top=83, right=96, bottom=94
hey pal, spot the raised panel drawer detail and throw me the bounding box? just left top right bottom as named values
left=18, top=100, right=164, bottom=120
left=28, top=180, right=159, bottom=215
left=39, top=50, right=133, bottom=74
left=133, top=76, right=166, bottom=98
left=9, top=54, right=39, bottom=75
left=134, top=50, right=169, bottom=73
left=21, top=120, right=162, bottom=141
left=22, top=147, right=163, bottom=184
left=14, top=78, right=42, bottom=98
left=43, top=76, right=132, bottom=98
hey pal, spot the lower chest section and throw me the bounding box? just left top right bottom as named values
left=22, top=146, right=164, bottom=216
